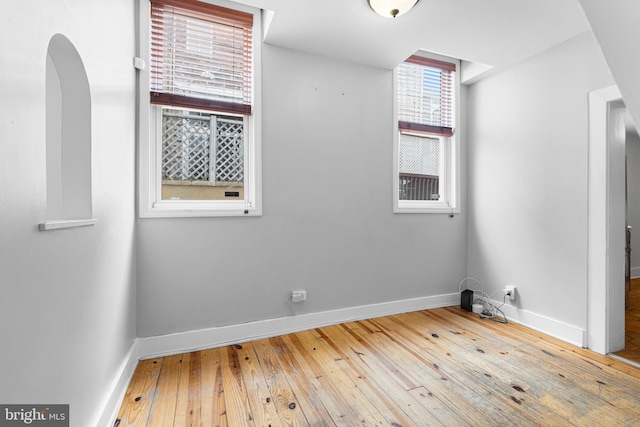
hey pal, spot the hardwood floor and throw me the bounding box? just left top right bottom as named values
left=116, top=307, right=640, bottom=426
left=614, top=278, right=640, bottom=364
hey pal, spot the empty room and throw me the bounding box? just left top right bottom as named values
left=2, top=0, right=640, bottom=426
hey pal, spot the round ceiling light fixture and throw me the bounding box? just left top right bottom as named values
left=368, top=0, right=420, bottom=18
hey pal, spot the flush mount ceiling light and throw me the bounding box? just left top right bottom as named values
left=368, top=0, right=420, bottom=18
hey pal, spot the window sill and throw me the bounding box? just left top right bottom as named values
left=394, top=208, right=460, bottom=214
left=140, top=201, right=261, bottom=218
left=394, top=202, right=459, bottom=214
left=39, top=218, right=98, bottom=231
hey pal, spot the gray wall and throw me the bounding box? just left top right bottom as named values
left=0, top=1, right=137, bottom=425
left=467, top=32, right=614, bottom=328
left=136, top=44, right=469, bottom=337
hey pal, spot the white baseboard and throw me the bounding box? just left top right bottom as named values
left=491, top=299, right=587, bottom=348
left=631, top=267, right=640, bottom=279
left=92, top=341, right=140, bottom=427
left=136, top=293, right=459, bottom=359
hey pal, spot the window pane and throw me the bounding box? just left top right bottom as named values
left=396, top=61, right=453, bottom=130
left=150, top=1, right=253, bottom=109
left=161, top=107, right=244, bottom=201
left=398, top=133, right=440, bottom=201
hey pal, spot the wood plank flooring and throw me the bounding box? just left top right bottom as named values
left=116, top=307, right=640, bottom=426
left=614, top=278, right=640, bottom=364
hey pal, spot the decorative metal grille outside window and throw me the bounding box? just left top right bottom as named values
left=398, top=133, right=439, bottom=176
left=161, top=109, right=244, bottom=184
left=398, top=133, right=440, bottom=201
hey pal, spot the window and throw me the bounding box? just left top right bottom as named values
left=139, top=0, right=261, bottom=217
left=393, top=53, right=459, bottom=213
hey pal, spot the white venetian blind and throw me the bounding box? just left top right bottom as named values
left=396, top=55, right=455, bottom=136
left=150, top=0, right=253, bottom=115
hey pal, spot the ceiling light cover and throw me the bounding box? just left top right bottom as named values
left=368, top=0, right=420, bottom=18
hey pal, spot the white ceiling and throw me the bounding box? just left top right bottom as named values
left=236, top=0, right=590, bottom=82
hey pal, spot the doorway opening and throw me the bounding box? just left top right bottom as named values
left=611, top=110, right=640, bottom=363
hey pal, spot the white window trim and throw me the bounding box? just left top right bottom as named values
left=137, top=0, right=262, bottom=218
left=392, top=52, right=461, bottom=214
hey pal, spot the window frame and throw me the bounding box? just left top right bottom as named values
left=138, top=0, right=262, bottom=218
left=392, top=51, right=460, bottom=214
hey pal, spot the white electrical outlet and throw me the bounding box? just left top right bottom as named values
left=504, top=285, right=517, bottom=301
left=291, top=290, right=307, bottom=303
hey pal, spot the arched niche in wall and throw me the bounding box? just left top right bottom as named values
left=40, top=34, right=96, bottom=230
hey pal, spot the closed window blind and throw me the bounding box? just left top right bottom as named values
left=397, top=55, right=455, bottom=136
left=150, top=0, right=253, bottom=115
